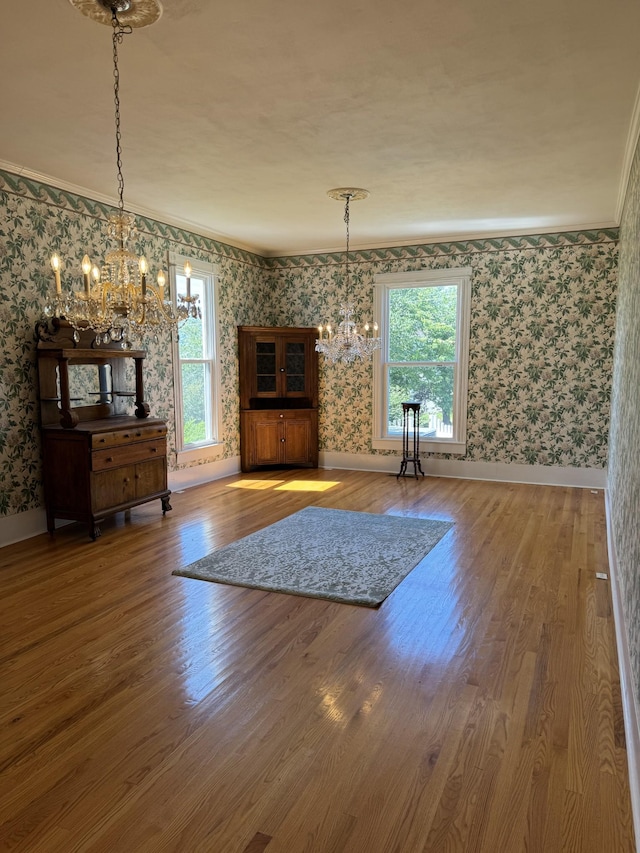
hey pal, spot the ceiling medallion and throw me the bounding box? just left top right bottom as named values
left=326, top=187, right=370, bottom=203
left=67, top=0, right=163, bottom=28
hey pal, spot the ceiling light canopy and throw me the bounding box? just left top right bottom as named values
left=43, top=0, right=195, bottom=347
left=316, top=189, right=381, bottom=364
left=67, top=0, right=163, bottom=28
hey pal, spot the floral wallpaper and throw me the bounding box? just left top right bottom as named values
left=0, top=166, right=619, bottom=526
left=609, top=143, right=640, bottom=709
left=267, top=234, right=618, bottom=465
left=0, top=168, right=268, bottom=517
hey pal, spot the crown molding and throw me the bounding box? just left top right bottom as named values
left=615, top=81, right=640, bottom=224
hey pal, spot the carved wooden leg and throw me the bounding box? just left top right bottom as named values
left=90, top=522, right=102, bottom=540
left=161, top=495, right=172, bottom=514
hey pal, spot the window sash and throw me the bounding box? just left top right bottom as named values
left=169, top=253, right=221, bottom=456
left=373, top=268, right=471, bottom=454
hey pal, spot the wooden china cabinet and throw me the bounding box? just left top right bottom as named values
left=238, top=326, right=319, bottom=473
left=36, top=320, right=171, bottom=540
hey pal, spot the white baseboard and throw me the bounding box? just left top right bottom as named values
left=0, top=457, right=242, bottom=549
left=0, top=507, right=49, bottom=548
left=168, top=455, right=241, bottom=491
left=605, top=491, right=640, bottom=850
left=0, top=455, right=608, bottom=549
left=320, top=452, right=608, bottom=488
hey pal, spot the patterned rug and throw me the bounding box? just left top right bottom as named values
left=172, top=506, right=453, bottom=607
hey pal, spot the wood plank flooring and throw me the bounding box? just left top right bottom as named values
left=0, top=469, right=635, bottom=852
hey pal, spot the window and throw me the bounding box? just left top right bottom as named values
left=372, top=267, right=471, bottom=455
left=169, top=253, right=222, bottom=462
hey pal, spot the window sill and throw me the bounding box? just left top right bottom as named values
left=176, top=442, right=224, bottom=466
left=372, top=437, right=466, bottom=455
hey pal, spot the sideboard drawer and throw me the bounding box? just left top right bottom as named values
left=91, top=439, right=166, bottom=472
left=91, top=423, right=167, bottom=450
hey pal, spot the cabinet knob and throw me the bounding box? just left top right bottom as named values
left=106, top=456, right=113, bottom=463
left=150, top=447, right=157, bottom=453
left=279, top=367, right=285, bottom=372
left=123, top=433, right=130, bottom=438
left=280, top=438, right=286, bottom=442
left=279, top=413, right=284, bottom=418
left=123, top=477, right=130, bottom=484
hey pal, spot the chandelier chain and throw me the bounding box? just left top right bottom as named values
left=111, top=9, right=132, bottom=214
left=344, top=193, right=351, bottom=303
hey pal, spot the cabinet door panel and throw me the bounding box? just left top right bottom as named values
left=135, top=458, right=167, bottom=497
left=92, top=465, right=137, bottom=512
left=251, top=418, right=282, bottom=466
left=283, top=418, right=312, bottom=464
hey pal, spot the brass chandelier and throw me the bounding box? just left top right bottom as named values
left=316, top=188, right=381, bottom=364
left=43, top=0, right=199, bottom=346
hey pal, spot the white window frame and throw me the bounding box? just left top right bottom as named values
left=169, top=252, right=223, bottom=465
left=372, top=267, right=472, bottom=455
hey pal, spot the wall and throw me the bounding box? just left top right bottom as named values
left=0, top=168, right=270, bottom=522
left=0, top=167, right=620, bottom=534
left=267, top=234, right=618, bottom=468
left=609, top=141, right=640, bottom=710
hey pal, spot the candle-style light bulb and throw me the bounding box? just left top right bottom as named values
left=318, top=324, right=323, bottom=339
left=92, top=265, right=101, bottom=283
left=139, top=256, right=148, bottom=297
left=373, top=322, right=379, bottom=333
left=81, top=254, right=92, bottom=296
left=157, top=270, right=166, bottom=301
left=51, top=253, right=62, bottom=294
left=184, top=261, right=192, bottom=298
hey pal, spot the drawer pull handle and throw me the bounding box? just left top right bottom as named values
left=279, top=413, right=284, bottom=418
left=99, top=438, right=106, bottom=443
left=123, top=433, right=130, bottom=438
left=136, top=432, right=141, bottom=437
left=150, top=447, right=157, bottom=453
left=106, top=456, right=113, bottom=463
left=280, top=438, right=286, bottom=443
left=123, top=477, right=130, bottom=484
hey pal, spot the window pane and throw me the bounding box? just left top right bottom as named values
left=181, top=362, right=209, bottom=444
left=387, top=364, right=455, bottom=438
left=177, top=275, right=205, bottom=359
left=389, top=285, right=457, bottom=362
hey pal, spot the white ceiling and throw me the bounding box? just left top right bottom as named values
left=2, top=0, right=640, bottom=256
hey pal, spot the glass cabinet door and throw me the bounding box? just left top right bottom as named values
left=285, top=341, right=306, bottom=393
left=255, top=341, right=277, bottom=393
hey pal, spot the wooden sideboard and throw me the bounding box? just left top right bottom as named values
left=36, top=320, right=171, bottom=539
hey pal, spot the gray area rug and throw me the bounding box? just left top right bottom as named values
left=172, top=506, right=453, bottom=607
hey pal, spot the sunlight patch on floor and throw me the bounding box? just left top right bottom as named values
left=226, top=480, right=286, bottom=490
left=274, top=481, right=341, bottom=492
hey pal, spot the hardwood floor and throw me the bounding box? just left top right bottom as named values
left=0, top=470, right=635, bottom=852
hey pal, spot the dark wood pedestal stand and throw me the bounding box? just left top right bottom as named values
left=397, top=401, right=425, bottom=480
